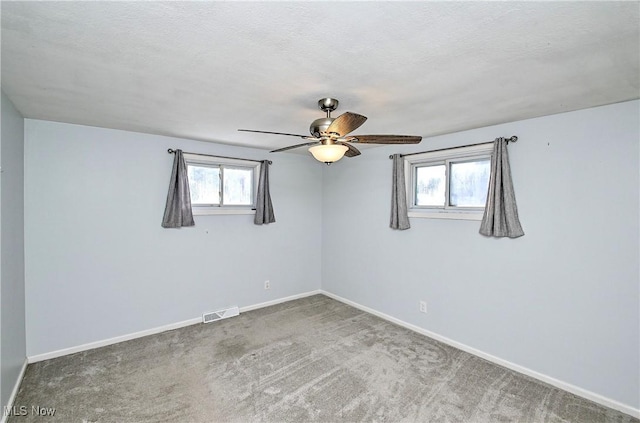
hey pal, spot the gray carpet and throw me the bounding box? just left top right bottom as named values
left=9, top=295, right=638, bottom=422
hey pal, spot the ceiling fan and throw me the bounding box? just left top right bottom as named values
left=239, top=98, right=422, bottom=164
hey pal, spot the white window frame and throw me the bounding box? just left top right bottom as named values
left=183, top=153, right=260, bottom=216
left=405, top=143, right=493, bottom=221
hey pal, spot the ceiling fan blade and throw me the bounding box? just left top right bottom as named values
left=336, top=141, right=361, bottom=158
left=325, top=112, right=367, bottom=137
left=239, top=129, right=308, bottom=138
left=350, top=135, right=422, bottom=144
left=270, top=141, right=319, bottom=153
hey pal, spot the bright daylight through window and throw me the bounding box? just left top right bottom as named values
left=184, top=153, right=258, bottom=215
left=406, top=143, right=493, bottom=220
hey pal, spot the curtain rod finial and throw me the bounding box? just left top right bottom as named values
left=167, top=148, right=175, bottom=154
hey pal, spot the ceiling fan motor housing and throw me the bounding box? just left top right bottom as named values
left=309, top=117, right=335, bottom=137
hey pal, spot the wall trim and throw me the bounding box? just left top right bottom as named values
left=28, top=317, right=201, bottom=363
left=1, top=358, right=28, bottom=423
left=28, top=290, right=321, bottom=364
left=239, top=290, right=321, bottom=313
left=320, top=290, right=640, bottom=419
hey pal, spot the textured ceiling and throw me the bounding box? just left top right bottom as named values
left=1, top=2, right=639, bottom=151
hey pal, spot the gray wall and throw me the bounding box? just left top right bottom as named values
left=24, top=120, right=323, bottom=356
left=322, top=100, right=639, bottom=408
left=1, top=91, right=26, bottom=409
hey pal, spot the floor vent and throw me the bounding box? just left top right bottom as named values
left=203, top=306, right=239, bottom=323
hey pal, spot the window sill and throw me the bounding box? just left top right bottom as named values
left=408, top=210, right=483, bottom=221
left=193, top=208, right=256, bottom=216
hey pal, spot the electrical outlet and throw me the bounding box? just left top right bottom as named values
left=264, top=280, right=270, bottom=290
left=419, top=300, right=427, bottom=313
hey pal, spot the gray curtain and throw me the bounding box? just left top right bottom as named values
left=390, top=154, right=410, bottom=230
left=254, top=160, right=275, bottom=225
left=161, top=149, right=195, bottom=228
left=479, top=138, right=524, bottom=238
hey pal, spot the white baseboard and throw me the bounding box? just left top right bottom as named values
left=28, top=290, right=321, bottom=364
left=320, top=290, right=640, bottom=419
left=239, top=290, right=321, bottom=313
left=1, top=358, right=28, bottom=423
left=27, top=316, right=201, bottom=363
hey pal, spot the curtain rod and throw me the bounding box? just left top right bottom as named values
left=388, top=136, right=518, bottom=160
left=167, top=149, right=272, bottom=165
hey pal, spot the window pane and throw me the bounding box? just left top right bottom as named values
left=415, top=165, right=446, bottom=206
left=223, top=167, right=253, bottom=206
left=188, top=165, right=220, bottom=205
left=449, top=159, right=490, bottom=207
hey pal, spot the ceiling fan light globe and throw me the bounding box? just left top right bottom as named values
left=308, top=144, right=348, bottom=164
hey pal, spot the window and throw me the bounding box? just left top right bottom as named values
left=184, top=153, right=259, bottom=215
left=406, top=143, right=493, bottom=220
